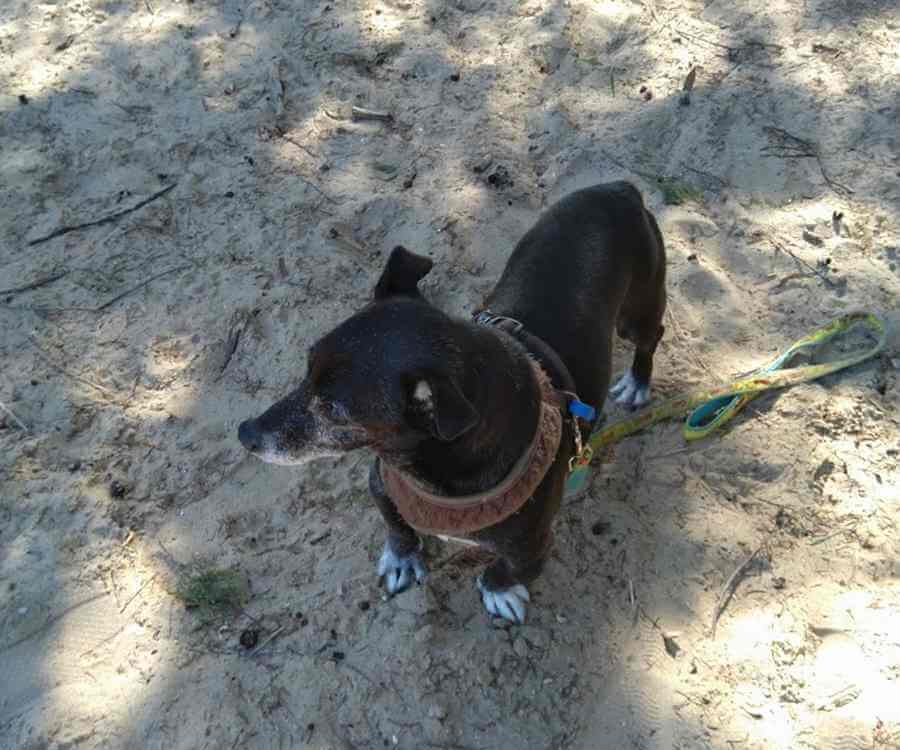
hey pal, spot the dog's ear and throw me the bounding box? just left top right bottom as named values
left=374, top=246, right=434, bottom=300
left=409, top=376, right=479, bottom=442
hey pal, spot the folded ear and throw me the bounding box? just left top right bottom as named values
left=409, top=376, right=479, bottom=442
left=374, top=246, right=434, bottom=300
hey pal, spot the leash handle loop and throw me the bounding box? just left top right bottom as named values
left=587, top=311, right=887, bottom=453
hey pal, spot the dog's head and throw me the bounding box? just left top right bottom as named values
left=237, top=246, right=480, bottom=466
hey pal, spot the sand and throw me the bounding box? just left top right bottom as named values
left=1, top=0, right=899, bottom=748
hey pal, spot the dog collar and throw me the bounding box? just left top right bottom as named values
left=473, top=309, right=596, bottom=422
left=379, top=359, right=564, bottom=535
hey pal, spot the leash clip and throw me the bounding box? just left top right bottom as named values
left=568, top=417, right=593, bottom=472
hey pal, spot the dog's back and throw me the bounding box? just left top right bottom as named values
left=483, top=181, right=666, bottom=409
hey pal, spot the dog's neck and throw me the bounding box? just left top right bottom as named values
left=409, top=322, right=542, bottom=495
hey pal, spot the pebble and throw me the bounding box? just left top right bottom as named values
left=414, top=624, right=433, bottom=644
left=239, top=629, right=259, bottom=649
left=427, top=703, right=448, bottom=721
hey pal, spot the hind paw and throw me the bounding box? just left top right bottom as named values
left=610, top=369, right=651, bottom=409
left=477, top=576, right=530, bottom=624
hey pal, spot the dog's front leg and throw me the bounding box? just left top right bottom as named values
left=369, top=458, right=427, bottom=595
left=476, top=525, right=551, bottom=625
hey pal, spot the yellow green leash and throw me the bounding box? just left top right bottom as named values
left=566, top=311, right=887, bottom=488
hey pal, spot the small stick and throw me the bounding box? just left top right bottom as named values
left=28, top=183, right=177, bottom=246
left=0, top=400, right=29, bottom=432
left=26, top=336, right=122, bottom=401
left=810, top=526, right=857, bottom=546
left=250, top=625, right=286, bottom=656
left=0, top=271, right=69, bottom=296
left=281, top=133, right=318, bottom=158
left=108, top=569, right=122, bottom=609
left=120, top=572, right=158, bottom=614
left=351, top=106, right=392, bottom=122
left=770, top=239, right=836, bottom=288
left=93, top=264, right=191, bottom=312
left=628, top=576, right=638, bottom=625
left=297, top=173, right=338, bottom=204
left=711, top=546, right=763, bottom=638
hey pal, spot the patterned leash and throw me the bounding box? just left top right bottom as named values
left=567, top=311, right=887, bottom=486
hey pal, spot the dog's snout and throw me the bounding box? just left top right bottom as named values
left=238, top=419, right=262, bottom=453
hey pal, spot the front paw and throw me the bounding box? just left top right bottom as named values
left=476, top=576, right=530, bottom=624
left=377, top=541, right=427, bottom=595
left=610, top=369, right=651, bottom=409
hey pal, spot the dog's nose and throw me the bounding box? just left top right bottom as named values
left=238, top=419, right=262, bottom=453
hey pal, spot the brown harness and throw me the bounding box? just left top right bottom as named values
left=379, top=359, right=565, bottom=535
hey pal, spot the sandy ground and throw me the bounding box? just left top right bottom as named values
left=2, top=0, right=900, bottom=748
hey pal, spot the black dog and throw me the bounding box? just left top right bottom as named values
left=238, top=182, right=666, bottom=623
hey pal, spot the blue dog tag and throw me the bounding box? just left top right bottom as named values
left=568, top=399, right=596, bottom=422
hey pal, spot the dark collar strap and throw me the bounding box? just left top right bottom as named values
left=474, top=309, right=596, bottom=423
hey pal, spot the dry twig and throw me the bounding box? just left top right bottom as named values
left=0, top=400, right=29, bottom=432
left=120, top=573, right=159, bottom=614
left=762, top=127, right=852, bottom=196
left=770, top=238, right=836, bottom=288
left=0, top=271, right=69, bottom=296
left=711, top=546, right=764, bottom=637
left=28, top=183, right=177, bottom=246
left=25, top=335, right=123, bottom=401
left=351, top=106, right=392, bottom=122
left=250, top=625, right=286, bottom=656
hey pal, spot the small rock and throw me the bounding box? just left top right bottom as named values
left=486, top=165, right=513, bottom=190
left=802, top=229, right=825, bottom=246
left=663, top=634, right=681, bottom=658
left=414, top=624, right=433, bottom=643
left=427, top=703, right=448, bottom=720
left=471, top=154, right=493, bottom=174
left=69, top=461, right=81, bottom=472
left=19, top=94, right=29, bottom=105
left=512, top=638, right=529, bottom=658
left=239, top=629, right=259, bottom=649
left=109, top=480, right=128, bottom=499
left=357, top=600, right=370, bottom=611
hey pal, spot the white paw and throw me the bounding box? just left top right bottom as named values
left=609, top=369, right=651, bottom=408
left=377, top=542, right=427, bottom=595
left=476, top=576, right=530, bottom=624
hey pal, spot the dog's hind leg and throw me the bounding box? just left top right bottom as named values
left=611, top=220, right=667, bottom=409
left=370, top=458, right=427, bottom=595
